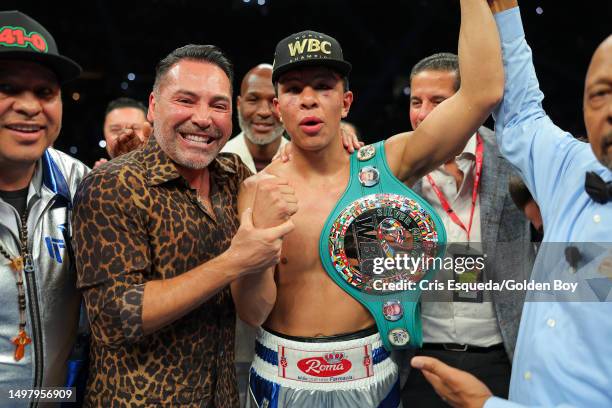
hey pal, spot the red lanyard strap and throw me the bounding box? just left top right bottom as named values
left=425, top=134, right=483, bottom=242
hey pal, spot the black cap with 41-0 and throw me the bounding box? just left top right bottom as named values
left=0, top=10, right=82, bottom=83
left=272, top=30, right=351, bottom=83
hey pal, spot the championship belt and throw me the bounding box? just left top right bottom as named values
left=319, top=141, right=447, bottom=351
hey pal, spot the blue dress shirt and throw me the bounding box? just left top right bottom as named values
left=485, top=7, right=612, bottom=408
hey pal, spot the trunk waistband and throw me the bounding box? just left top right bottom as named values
left=253, top=327, right=396, bottom=386
left=263, top=325, right=378, bottom=343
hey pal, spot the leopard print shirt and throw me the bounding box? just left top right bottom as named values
left=72, top=136, right=251, bottom=407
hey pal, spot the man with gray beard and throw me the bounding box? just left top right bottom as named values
left=222, top=64, right=287, bottom=173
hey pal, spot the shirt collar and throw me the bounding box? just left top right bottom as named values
left=27, top=159, right=43, bottom=203
left=40, top=150, right=72, bottom=206
left=143, top=135, right=236, bottom=187
left=457, top=133, right=478, bottom=161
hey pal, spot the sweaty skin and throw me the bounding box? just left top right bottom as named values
left=237, top=68, right=371, bottom=336
left=232, top=0, right=504, bottom=337
left=263, top=146, right=371, bottom=336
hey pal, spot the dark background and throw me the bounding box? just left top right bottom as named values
left=5, top=0, right=611, bottom=167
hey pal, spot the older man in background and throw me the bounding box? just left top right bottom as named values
left=222, top=63, right=287, bottom=173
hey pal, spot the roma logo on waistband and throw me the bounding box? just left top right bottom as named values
left=0, top=26, right=48, bottom=53
left=297, top=353, right=352, bottom=378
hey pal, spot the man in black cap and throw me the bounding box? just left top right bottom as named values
left=0, top=10, right=88, bottom=403
left=232, top=0, right=504, bottom=406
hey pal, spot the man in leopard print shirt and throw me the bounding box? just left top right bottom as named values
left=72, top=44, right=295, bottom=407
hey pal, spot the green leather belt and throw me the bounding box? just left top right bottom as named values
left=319, top=141, right=447, bottom=351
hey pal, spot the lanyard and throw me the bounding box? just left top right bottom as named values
left=426, top=134, right=483, bottom=243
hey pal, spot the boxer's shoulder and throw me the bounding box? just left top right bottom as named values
left=382, top=131, right=413, bottom=176
left=262, top=158, right=292, bottom=178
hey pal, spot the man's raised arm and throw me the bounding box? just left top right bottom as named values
left=388, top=0, right=504, bottom=185
left=490, top=0, right=576, bottom=211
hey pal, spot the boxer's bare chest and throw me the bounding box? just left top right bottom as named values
left=279, top=170, right=348, bottom=272
left=265, top=159, right=374, bottom=335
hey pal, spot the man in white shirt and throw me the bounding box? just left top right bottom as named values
left=402, top=52, right=534, bottom=407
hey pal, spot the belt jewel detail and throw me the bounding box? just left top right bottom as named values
left=388, top=328, right=410, bottom=347
left=383, top=300, right=403, bottom=321
left=359, top=166, right=380, bottom=187
left=357, top=145, right=376, bottom=161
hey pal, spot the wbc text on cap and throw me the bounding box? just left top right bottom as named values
left=287, top=35, right=332, bottom=61
left=272, top=30, right=351, bottom=83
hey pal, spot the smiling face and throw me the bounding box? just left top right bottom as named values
left=148, top=59, right=233, bottom=170
left=237, top=65, right=284, bottom=145
left=584, top=35, right=612, bottom=170
left=409, top=69, right=458, bottom=130
left=0, top=60, right=62, bottom=170
left=274, top=66, right=352, bottom=151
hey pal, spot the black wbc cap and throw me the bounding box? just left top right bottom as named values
left=272, top=30, right=351, bottom=83
left=0, top=10, right=82, bottom=84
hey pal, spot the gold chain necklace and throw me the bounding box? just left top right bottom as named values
left=0, top=208, right=32, bottom=361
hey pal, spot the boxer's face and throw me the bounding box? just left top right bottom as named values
left=0, top=60, right=61, bottom=169
left=274, top=66, right=352, bottom=151
left=409, top=69, right=457, bottom=130
left=149, top=60, right=232, bottom=170
left=583, top=36, right=612, bottom=170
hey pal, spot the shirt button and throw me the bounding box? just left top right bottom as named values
left=524, top=371, right=532, bottom=381
left=593, top=214, right=601, bottom=223
left=547, top=318, right=556, bottom=328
